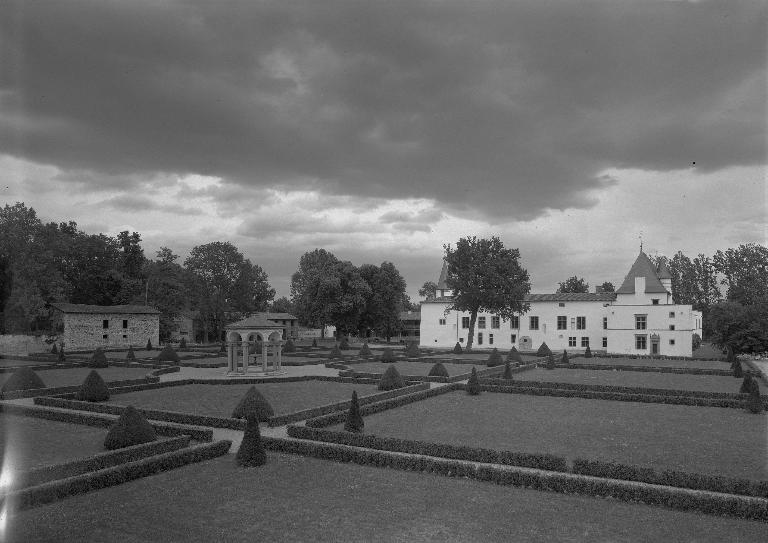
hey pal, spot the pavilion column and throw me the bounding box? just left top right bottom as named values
left=227, top=340, right=234, bottom=372
left=262, top=341, right=268, bottom=372
left=242, top=339, right=249, bottom=373
left=277, top=342, right=282, bottom=371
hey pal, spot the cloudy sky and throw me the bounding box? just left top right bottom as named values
left=1, top=0, right=765, bottom=300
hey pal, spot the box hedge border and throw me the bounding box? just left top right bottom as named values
left=4, top=440, right=232, bottom=512
left=554, top=363, right=734, bottom=377
left=0, top=402, right=214, bottom=442
left=260, top=436, right=768, bottom=521
left=1, top=375, right=159, bottom=400
left=335, top=362, right=539, bottom=384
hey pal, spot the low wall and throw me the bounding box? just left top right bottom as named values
left=0, top=335, right=49, bottom=355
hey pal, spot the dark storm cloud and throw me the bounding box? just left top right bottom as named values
left=101, top=194, right=201, bottom=215
left=1, top=0, right=765, bottom=219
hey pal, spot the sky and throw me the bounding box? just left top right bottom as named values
left=1, top=0, right=766, bottom=301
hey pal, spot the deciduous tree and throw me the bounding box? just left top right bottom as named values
left=557, top=276, right=589, bottom=293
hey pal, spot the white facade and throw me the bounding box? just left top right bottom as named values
left=420, top=251, right=703, bottom=357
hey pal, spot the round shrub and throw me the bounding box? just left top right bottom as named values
left=428, top=362, right=449, bottom=378
left=453, top=342, right=463, bottom=354
left=338, top=337, right=350, bottom=350
left=502, top=361, right=513, bottom=380
left=359, top=343, right=372, bottom=357
left=104, top=406, right=157, bottom=450
left=232, top=386, right=275, bottom=422
left=507, top=346, right=523, bottom=365
left=236, top=417, right=267, bottom=467
left=379, top=348, right=396, bottom=363
left=157, top=345, right=180, bottom=364
left=545, top=353, right=556, bottom=370
left=536, top=342, right=552, bottom=357
left=1, top=367, right=46, bottom=393
left=487, top=348, right=503, bottom=367
left=378, top=365, right=405, bottom=391
left=329, top=344, right=343, bottom=359
left=584, top=345, right=592, bottom=358
left=146, top=339, right=153, bottom=351
left=466, top=367, right=481, bottom=395
left=283, top=339, right=296, bottom=353
left=405, top=342, right=421, bottom=358
left=733, top=359, right=743, bottom=378
left=126, top=345, right=136, bottom=360
left=57, top=345, right=65, bottom=363
left=561, top=350, right=569, bottom=365
left=77, top=370, right=110, bottom=402
left=50, top=343, right=58, bottom=354
left=89, top=348, right=109, bottom=369
left=343, top=390, right=364, bottom=433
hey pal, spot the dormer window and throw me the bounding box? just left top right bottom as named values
left=652, top=299, right=659, bottom=305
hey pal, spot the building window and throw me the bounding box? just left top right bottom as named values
left=478, top=333, right=483, bottom=345
left=603, top=317, right=607, bottom=330
left=576, top=316, right=586, bottom=330
left=581, top=337, right=589, bottom=347
left=510, top=316, right=519, bottom=329
left=570, top=318, right=575, bottom=330
left=635, top=315, right=647, bottom=330
left=568, top=337, right=576, bottom=347
left=635, top=335, right=647, bottom=350
left=491, top=316, right=500, bottom=329
left=415, top=330, right=420, bottom=337
left=652, top=299, right=659, bottom=305
left=122, top=319, right=128, bottom=329
left=669, top=311, right=675, bottom=318
left=669, top=324, right=675, bottom=331
left=529, top=316, right=539, bottom=330
left=510, top=334, right=517, bottom=343
left=602, top=337, right=607, bottom=348
left=462, top=317, right=470, bottom=329
left=478, top=317, right=486, bottom=329
left=439, top=318, right=446, bottom=325
left=489, top=333, right=494, bottom=345
left=102, top=334, right=108, bottom=340
left=558, top=302, right=565, bottom=307
left=459, top=337, right=464, bottom=343
left=669, top=339, right=676, bottom=345
left=122, top=334, right=127, bottom=339
left=557, top=316, right=567, bottom=330
left=103, top=320, right=109, bottom=329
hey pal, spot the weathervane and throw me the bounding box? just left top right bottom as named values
left=639, top=231, right=643, bottom=252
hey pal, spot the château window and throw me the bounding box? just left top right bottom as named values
left=510, top=334, right=517, bottom=343
left=669, top=311, right=675, bottom=318
left=478, top=317, right=486, bottom=329
left=103, top=320, right=109, bottom=329
left=602, top=337, right=607, bottom=348
left=669, top=324, right=675, bottom=331
left=439, top=318, right=446, bottom=325
left=603, top=317, right=608, bottom=330
left=576, top=316, right=586, bottom=330
left=635, top=335, right=647, bottom=349
left=510, top=316, right=519, bottom=329
left=635, top=315, right=647, bottom=330
left=491, top=316, right=500, bottom=329
left=568, top=337, right=576, bottom=347
left=652, top=299, right=659, bottom=305
left=557, top=316, right=567, bottom=330
left=489, top=333, right=494, bottom=345
left=529, top=316, right=539, bottom=330
left=581, top=337, right=589, bottom=347
left=477, top=333, right=483, bottom=345
left=462, top=317, right=470, bottom=329
left=122, top=319, right=128, bottom=329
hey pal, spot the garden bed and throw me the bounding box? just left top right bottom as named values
left=0, top=366, right=155, bottom=390
left=573, top=355, right=731, bottom=370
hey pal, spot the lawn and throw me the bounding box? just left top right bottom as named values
left=573, top=356, right=731, bottom=370
left=105, top=381, right=381, bottom=418
left=515, top=367, right=744, bottom=393
left=0, top=367, right=152, bottom=389
left=345, top=360, right=486, bottom=377
left=0, top=413, right=108, bottom=473
left=0, top=358, right=58, bottom=368
left=332, top=391, right=768, bottom=480
left=6, top=453, right=767, bottom=543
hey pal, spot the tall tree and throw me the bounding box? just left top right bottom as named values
left=418, top=281, right=438, bottom=300
left=708, top=299, right=768, bottom=354
left=359, top=262, right=407, bottom=341
left=713, top=244, right=768, bottom=305
left=270, top=296, right=293, bottom=314
left=444, top=236, right=530, bottom=351
left=557, top=276, right=589, bottom=293
left=145, top=247, right=188, bottom=341
left=598, top=281, right=615, bottom=293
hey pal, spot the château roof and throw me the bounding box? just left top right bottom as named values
left=51, top=303, right=160, bottom=315
left=526, top=293, right=617, bottom=302
left=436, top=260, right=449, bottom=290
left=616, top=251, right=669, bottom=294
left=656, top=259, right=673, bottom=280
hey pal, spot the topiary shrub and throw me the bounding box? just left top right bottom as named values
left=733, top=359, right=743, bottom=378
left=726, top=346, right=737, bottom=366
left=359, top=343, right=372, bottom=357
left=545, top=353, right=556, bottom=370
left=487, top=348, right=503, bottom=367
left=740, top=374, right=754, bottom=394
left=507, top=346, right=523, bottom=365
left=584, top=345, right=592, bottom=358
left=146, top=339, right=152, bottom=351
left=453, top=342, right=463, bottom=354
left=157, top=345, right=180, bottom=364
left=692, top=333, right=702, bottom=352
left=50, top=343, right=58, bottom=354
left=220, top=341, right=227, bottom=353
left=236, top=416, right=267, bottom=467
left=343, top=390, right=364, bottom=433
left=1, top=367, right=46, bottom=393
left=179, top=337, right=187, bottom=349
left=104, top=406, right=157, bottom=450
left=126, top=345, right=136, bottom=361
left=428, top=362, right=449, bottom=377
left=466, top=367, right=481, bottom=395
left=89, top=348, right=109, bottom=369
left=338, top=337, right=350, bottom=350
left=329, top=344, right=343, bottom=359
left=502, top=361, right=513, bottom=380
left=746, top=380, right=763, bottom=414
left=380, top=347, right=396, bottom=363
left=312, top=338, right=318, bottom=348
left=57, top=345, right=65, bottom=363
left=283, top=339, right=296, bottom=353
left=405, top=342, right=421, bottom=358
left=561, top=350, right=569, bottom=365
left=77, top=370, right=110, bottom=402
left=232, top=386, right=275, bottom=422
left=378, top=365, right=405, bottom=391
left=536, top=342, right=552, bottom=357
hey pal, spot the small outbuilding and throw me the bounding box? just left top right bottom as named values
left=50, top=303, right=160, bottom=351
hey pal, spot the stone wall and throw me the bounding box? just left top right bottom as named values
left=0, top=334, right=49, bottom=355
left=61, top=312, right=159, bottom=351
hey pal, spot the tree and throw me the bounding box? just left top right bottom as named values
left=444, top=237, right=530, bottom=351
left=145, top=248, right=188, bottom=341
left=557, top=276, right=589, bottom=293
left=358, top=262, right=407, bottom=341
left=419, top=281, right=438, bottom=301
left=714, top=244, right=768, bottom=305
left=708, top=299, right=768, bottom=355
left=598, top=281, right=615, bottom=293
left=270, top=296, right=293, bottom=314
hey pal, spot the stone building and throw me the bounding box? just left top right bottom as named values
left=49, top=303, right=160, bottom=351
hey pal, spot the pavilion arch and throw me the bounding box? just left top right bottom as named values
left=224, top=315, right=285, bottom=375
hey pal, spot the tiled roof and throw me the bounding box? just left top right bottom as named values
left=50, top=303, right=160, bottom=314
left=436, top=260, right=449, bottom=290
left=616, top=251, right=669, bottom=294
left=525, top=293, right=617, bottom=302
left=422, top=296, right=455, bottom=304
left=262, top=312, right=297, bottom=320
left=227, top=315, right=284, bottom=329
left=656, top=260, right=673, bottom=280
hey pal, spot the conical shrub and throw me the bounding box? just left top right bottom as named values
left=236, top=417, right=267, bottom=467
left=219, top=341, right=227, bottom=353
left=378, top=365, right=405, bottom=391
left=536, top=342, right=552, bottom=357
left=89, top=348, right=109, bottom=368
left=104, top=406, right=156, bottom=450
left=1, top=367, right=46, bottom=393
left=359, top=343, right=372, bottom=357
left=179, top=337, right=187, bottom=349
left=453, top=342, right=463, bottom=354
left=487, top=348, right=503, bottom=367
left=740, top=374, right=754, bottom=394
left=584, top=345, right=592, bottom=358
left=502, top=361, right=513, bottom=380
left=733, top=359, right=743, bottom=378
left=545, top=353, right=556, bottom=370
left=157, top=345, right=180, bottom=364
left=466, top=367, right=481, bottom=395
left=77, top=370, right=110, bottom=402
left=561, top=350, right=569, bottom=365
left=284, top=339, right=296, bottom=353
left=51, top=343, right=58, bottom=354
left=339, top=337, right=350, bottom=350
left=231, top=386, right=275, bottom=422
left=343, top=390, right=364, bottom=433
left=428, top=362, right=449, bottom=377
left=57, top=345, right=66, bottom=363
left=507, top=347, right=523, bottom=365
left=405, top=342, right=420, bottom=357
left=726, top=346, right=736, bottom=365
left=746, top=380, right=763, bottom=414
left=127, top=345, right=136, bottom=360
left=329, top=344, right=343, bottom=359
left=380, top=347, right=396, bottom=363
left=312, top=338, right=318, bottom=348
left=146, top=339, right=153, bottom=350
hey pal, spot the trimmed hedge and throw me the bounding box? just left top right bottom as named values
left=584, top=345, right=592, bottom=358
left=380, top=348, right=396, bottom=363
left=146, top=339, right=153, bottom=350
left=127, top=346, right=136, bottom=361
left=405, top=342, right=421, bottom=358
left=507, top=347, right=523, bottom=364
left=561, top=350, right=569, bottom=365
left=236, top=417, right=267, bottom=467
left=428, top=362, right=449, bottom=378
left=157, top=345, right=180, bottom=364
left=343, top=391, right=364, bottom=433
left=231, top=386, right=275, bottom=421
left=466, top=367, right=481, bottom=395
left=76, top=370, right=110, bottom=402
left=378, top=365, right=405, bottom=391
left=536, top=342, right=552, bottom=357
left=359, top=343, right=372, bottom=357
left=89, top=348, right=109, bottom=369
left=453, top=342, right=463, bottom=354
left=487, top=348, right=503, bottom=367
left=502, top=362, right=513, bottom=380
left=1, top=367, right=46, bottom=392
left=338, top=337, right=350, bottom=350
left=104, top=406, right=157, bottom=450
left=563, top=363, right=734, bottom=377
left=329, top=344, right=343, bottom=359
